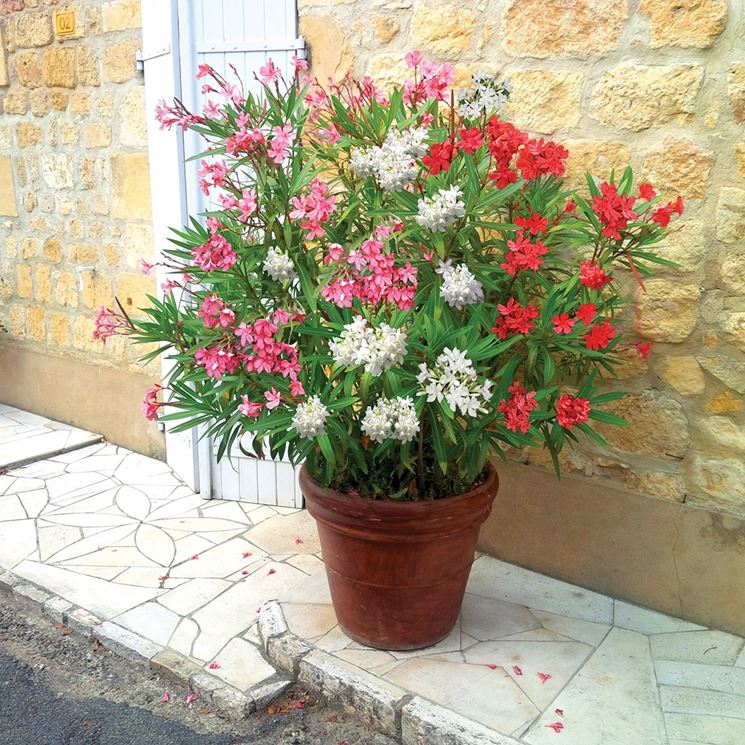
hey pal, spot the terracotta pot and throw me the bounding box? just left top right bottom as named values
left=299, top=464, right=498, bottom=650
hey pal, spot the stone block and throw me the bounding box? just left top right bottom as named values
left=563, top=139, right=630, bottom=189
left=77, top=45, right=100, bottom=86
left=248, top=677, right=292, bottom=711
left=0, top=154, right=17, bottom=216
left=698, top=415, right=745, bottom=453
left=690, top=456, right=745, bottom=513
left=40, top=153, right=73, bottom=189
left=0, top=571, right=20, bottom=594
left=652, top=221, right=705, bottom=275
left=599, top=391, right=690, bottom=459
left=641, top=140, right=714, bottom=200
left=27, top=304, right=45, bottom=341
left=258, top=601, right=288, bottom=649
left=266, top=633, right=311, bottom=677
left=3, top=90, right=28, bottom=115
left=298, top=650, right=406, bottom=737
left=506, top=70, right=582, bottom=134
left=35, top=264, right=51, bottom=302
left=111, top=153, right=152, bottom=219
left=0, top=26, right=8, bottom=86
left=29, top=88, right=51, bottom=115
left=658, top=356, right=706, bottom=396
left=8, top=305, right=24, bottom=337
left=730, top=64, right=745, bottom=124
left=410, top=3, right=475, bottom=58
left=210, top=685, right=251, bottom=719
left=102, top=0, right=141, bottom=32
left=697, top=353, right=745, bottom=395
left=43, top=595, right=73, bottom=623
left=643, top=0, right=728, bottom=48
left=54, top=270, right=78, bottom=307
left=590, top=64, right=703, bottom=131
left=103, top=40, right=138, bottom=83
left=93, top=621, right=163, bottom=662
left=13, top=583, right=50, bottom=607
left=150, top=649, right=202, bottom=685
left=17, top=264, right=32, bottom=298
left=14, top=50, right=41, bottom=88
left=114, top=273, right=153, bottom=313
left=367, top=54, right=409, bottom=91
left=42, top=47, right=76, bottom=88
left=84, top=122, right=111, bottom=148
left=635, top=280, right=700, bottom=343
left=69, top=90, right=91, bottom=114
left=715, top=187, right=745, bottom=245
left=17, top=121, right=41, bottom=146
left=401, top=696, right=520, bottom=745
left=299, top=14, right=349, bottom=83
left=15, top=12, right=53, bottom=48
left=49, top=312, right=69, bottom=347
left=707, top=391, right=743, bottom=414
left=43, top=237, right=62, bottom=263
left=373, top=15, right=399, bottom=44
left=118, top=86, right=146, bottom=146
left=503, top=0, right=627, bottom=59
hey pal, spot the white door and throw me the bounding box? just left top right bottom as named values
left=142, top=0, right=304, bottom=507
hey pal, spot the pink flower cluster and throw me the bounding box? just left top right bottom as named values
left=198, top=294, right=235, bottom=329
left=198, top=160, right=229, bottom=196
left=498, top=381, right=538, bottom=433
left=403, top=51, right=454, bottom=104
left=218, top=188, right=258, bottom=223
left=225, top=117, right=265, bottom=157
left=154, top=100, right=202, bottom=131
left=268, top=123, right=296, bottom=164
left=195, top=345, right=240, bottom=379
left=93, top=306, right=128, bottom=342
left=321, top=227, right=416, bottom=310
left=289, top=178, right=337, bottom=240
left=192, top=219, right=237, bottom=272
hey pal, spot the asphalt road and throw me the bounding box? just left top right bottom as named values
left=0, top=595, right=396, bottom=745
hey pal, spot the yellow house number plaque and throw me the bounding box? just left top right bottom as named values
left=54, top=11, right=75, bottom=37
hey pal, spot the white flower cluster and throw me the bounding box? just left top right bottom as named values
left=417, top=347, right=493, bottom=417
left=457, top=72, right=511, bottom=120
left=361, top=396, right=420, bottom=444
left=436, top=261, right=484, bottom=310
left=263, top=247, right=296, bottom=282
left=329, top=317, right=407, bottom=377
left=292, top=395, right=329, bottom=439
left=415, top=186, right=466, bottom=232
left=349, top=126, right=428, bottom=192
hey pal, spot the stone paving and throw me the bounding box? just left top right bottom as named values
left=0, top=404, right=102, bottom=469
left=0, top=430, right=744, bottom=744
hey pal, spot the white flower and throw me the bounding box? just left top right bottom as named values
left=349, top=126, right=428, bottom=192
left=292, top=395, right=329, bottom=439
left=263, top=247, right=296, bottom=282
left=361, top=396, right=420, bottom=443
left=415, top=186, right=465, bottom=232
left=457, top=73, right=511, bottom=119
left=417, top=347, right=490, bottom=417
left=330, top=318, right=407, bottom=377
left=439, top=262, right=484, bottom=309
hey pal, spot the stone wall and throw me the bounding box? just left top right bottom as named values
left=298, top=0, right=745, bottom=517
left=0, top=0, right=162, bottom=454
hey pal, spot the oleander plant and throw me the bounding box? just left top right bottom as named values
left=95, top=52, right=684, bottom=500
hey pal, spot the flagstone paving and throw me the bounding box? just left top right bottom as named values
left=0, top=404, right=102, bottom=469
left=0, top=438, right=744, bottom=744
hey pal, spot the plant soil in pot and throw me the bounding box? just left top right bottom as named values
left=300, top=464, right=498, bottom=650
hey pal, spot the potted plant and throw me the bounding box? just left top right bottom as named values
left=96, top=53, right=684, bottom=650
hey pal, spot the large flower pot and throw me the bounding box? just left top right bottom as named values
left=299, top=464, right=498, bottom=650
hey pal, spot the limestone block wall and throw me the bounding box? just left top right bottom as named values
left=299, top=0, right=745, bottom=517
left=0, top=0, right=162, bottom=455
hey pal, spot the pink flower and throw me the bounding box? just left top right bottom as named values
left=259, top=58, right=280, bottom=84
left=264, top=389, right=282, bottom=409
left=268, top=123, right=297, bottom=164
left=160, top=691, right=170, bottom=703
left=291, top=55, right=309, bottom=74
left=140, top=259, right=155, bottom=275
left=289, top=379, right=305, bottom=397
left=93, top=306, right=128, bottom=342
left=238, top=395, right=263, bottom=418
left=196, top=63, right=213, bottom=79
left=185, top=693, right=198, bottom=705
left=237, top=189, right=257, bottom=222
left=141, top=384, right=163, bottom=422
left=552, top=313, right=575, bottom=335
left=405, top=50, right=423, bottom=68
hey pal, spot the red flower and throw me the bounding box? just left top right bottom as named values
left=487, top=167, right=518, bottom=189
left=515, top=212, right=548, bottom=236
left=575, top=303, right=597, bottom=324
left=456, top=127, right=484, bottom=154
left=498, top=381, right=538, bottom=434
left=564, top=199, right=577, bottom=213
left=579, top=261, right=612, bottom=290
left=638, top=182, right=656, bottom=201
left=591, top=182, right=637, bottom=240
left=584, top=321, right=616, bottom=350
left=492, top=298, right=539, bottom=339
left=651, top=196, right=683, bottom=227
left=422, top=141, right=454, bottom=175
left=552, top=313, right=575, bottom=335
left=517, top=138, right=568, bottom=180
left=556, top=395, right=591, bottom=429
left=636, top=341, right=653, bottom=360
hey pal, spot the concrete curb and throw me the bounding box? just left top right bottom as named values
left=257, top=601, right=522, bottom=745
left=0, top=569, right=291, bottom=721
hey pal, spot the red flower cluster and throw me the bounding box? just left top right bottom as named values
left=556, top=394, right=590, bottom=429
left=514, top=212, right=548, bottom=236
left=591, top=182, right=637, bottom=240
left=498, top=381, right=538, bottom=433
left=422, top=140, right=454, bottom=175
left=456, top=127, right=484, bottom=154
left=501, top=230, right=549, bottom=275
left=485, top=118, right=568, bottom=188
left=584, top=320, right=616, bottom=350
left=492, top=298, right=539, bottom=339
left=652, top=195, right=684, bottom=227
left=575, top=303, right=596, bottom=324
left=579, top=260, right=612, bottom=290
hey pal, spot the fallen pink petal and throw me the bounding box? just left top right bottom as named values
left=555, top=708, right=564, bottom=717
left=545, top=722, right=564, bottom=733
left=267, top=568, right=276, bottom=575
left=538, top=672, right=552, bottom=683
left=185, top=693, right=198, bottom=705
left=294, top=536, right=303, bottom=545
left=242, top=551, right=253, bottom=558
left=208, top=661, right=220, bottom=669
left=160, top=692, right=170, bottom=704
left=190, top=554, right=199, bottom=561
left=512, top=665, right=523, bottom=676
left=485, top=663, right=498, bottom=670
